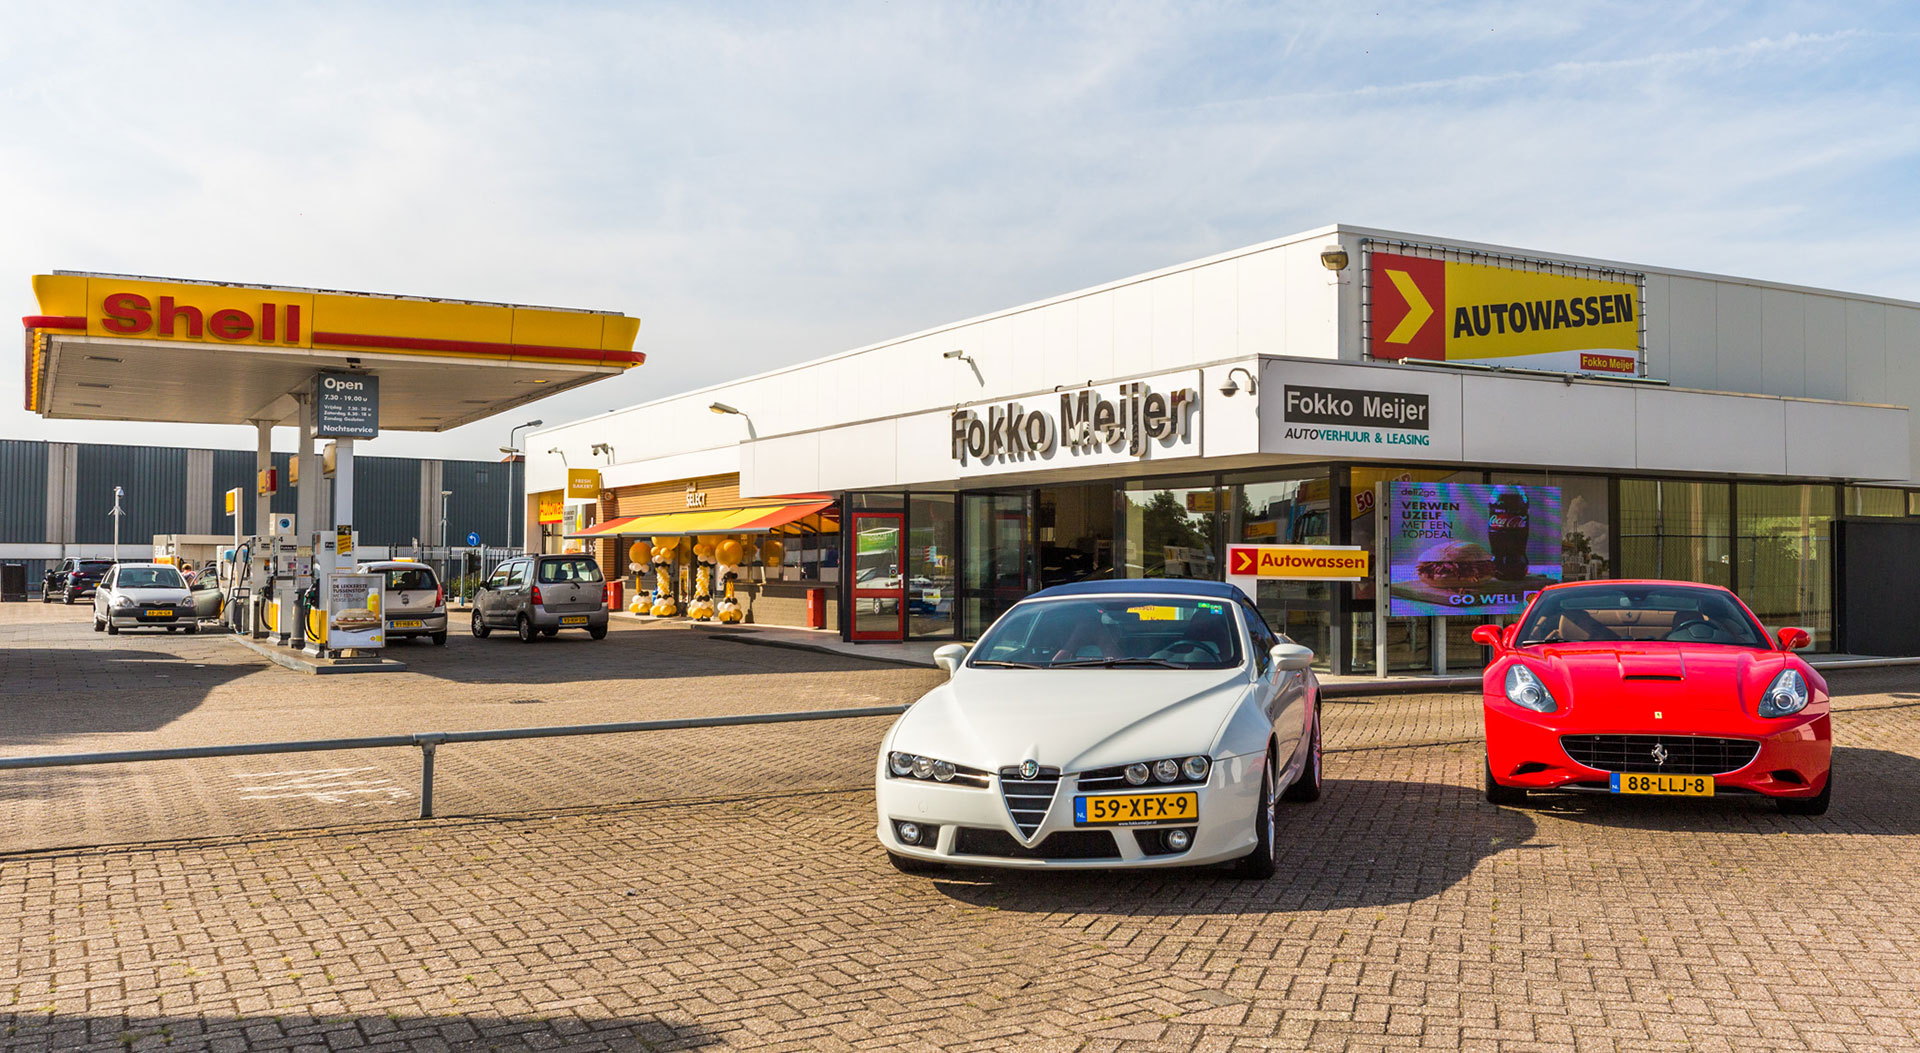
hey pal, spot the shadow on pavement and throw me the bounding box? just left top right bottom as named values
left=0, top=649, right=257, bottom=749
left=1519, top=745, right=1920, bottom=835
left=929, top=776, right=1535, bottom=914
left=1, top=1012, right=720, bottom=1052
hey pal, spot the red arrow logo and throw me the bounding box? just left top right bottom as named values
left=1229, top=548, right=1256, bottom=575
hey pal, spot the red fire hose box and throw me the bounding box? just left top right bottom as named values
left=606, top=579, right=623, bottom=611
left=806, top=587, right=826, bottom=629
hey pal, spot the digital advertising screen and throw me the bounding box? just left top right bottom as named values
left=1384, top=482, right=1562, bottom=617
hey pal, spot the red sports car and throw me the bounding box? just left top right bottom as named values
left=1474, top=580, right=1831, bottom=815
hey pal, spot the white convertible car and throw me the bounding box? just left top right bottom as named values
left=875, top=579, right=1323, bottom=878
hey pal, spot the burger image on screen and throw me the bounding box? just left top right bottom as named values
left=1414, top=540, right=1498, bottom=589
left=330, top=607, right=381, bottom=632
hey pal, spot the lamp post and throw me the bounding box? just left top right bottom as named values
left=505, top=418, right=542, bottom=553
left=110, top=486, right=125, bottom=562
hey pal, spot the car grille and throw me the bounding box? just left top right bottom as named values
left=952, top=827, right=1117, bottom=860
left=998, top=765, right=1060, bottom=838
left=1560, top=734, right=1760, bottom=776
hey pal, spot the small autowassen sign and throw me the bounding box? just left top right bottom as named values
left=1226, top=544, right=1370, bottom=581
left=314, top=371, right=379, bottom=439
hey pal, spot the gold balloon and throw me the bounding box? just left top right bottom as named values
left=653, top=535, right=679, bottom=553
left=692, top=541, right=714, bottom=562
left=628, top=541, right=652, bottom=564
left=716, top=539, right=743, bottom=565
left=762, top=538, right=785, bottom=567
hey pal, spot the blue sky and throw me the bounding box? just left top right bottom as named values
left=2, top=1, right=1916, bottom=458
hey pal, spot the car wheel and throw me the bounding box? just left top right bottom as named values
left=1778, top=771, right=1832, bottom=816
left=470, top=613, right=490, bottom=639
left=1232, top=750, right=1279, bottom=879
left=92, top=616, right=103, bottom=632
left=1281, top=703, right=1323, bottom=803
left=517, top=615, right=537, bottom=643
left=1484, top=759, right=1529, bottom=806
left=183, top=623, right=198, bottom=635
left=106, top=622, right=119, bottom=635
left=431, top=632, right=448, bottom=646
left=42, top=591, right=52, bottom=604
left=63, top=591, right=74, bottom=605
left=540, top=628, right=558, bottom=638
left=588, top=624, right=608, bottom=640
left=887, top=851, right=941, bottom=874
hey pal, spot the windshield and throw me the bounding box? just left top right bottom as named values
left=383, top=568, right=437, bottom=591
left=1515, top=584, right=1769, bottom=649
left=116, top=567, right=184, bottom=590
left=967, top=596, right=1244, bottom=669
left=538, top=558, right=603, bottom=584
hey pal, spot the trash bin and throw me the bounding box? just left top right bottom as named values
left=0, top=563, right=24, bottom=602
left=805, top=587, right=826, bottom=629
left=606, top=579, right=624, bottom=611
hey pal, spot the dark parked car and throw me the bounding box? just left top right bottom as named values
left=470, top=555, right=609, bottom=643
left=43, top=558, right=115, bottom=605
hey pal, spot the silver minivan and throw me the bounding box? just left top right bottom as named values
left=360, top=561, right=449, bottom=645
left=470, top=555, right=609, bottom=643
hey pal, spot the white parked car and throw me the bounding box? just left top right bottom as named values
left=92, top=563, right=197, bottom=635
left=875, top=579, right=1322, bottom=878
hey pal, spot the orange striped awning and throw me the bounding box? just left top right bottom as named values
left=563, top=500, right=835, bottom=538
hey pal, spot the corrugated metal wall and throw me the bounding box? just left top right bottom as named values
left=0, top=439, right=47, bottom=543
left=440, top=459, right=522, bottom=548
left=210, top=449, right=256, bottom=535
left=73, top=445, right=188, bottom=545
left=352, top=456, right=423, bottom=546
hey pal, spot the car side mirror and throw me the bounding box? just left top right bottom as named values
left=933, top=643, right=970, bottom=676
left=1270, top=643, right=1314, bottom=671
left=1778, top=627, right=1810, bottom=651
left=1472, top=624, right=1506, bottom=652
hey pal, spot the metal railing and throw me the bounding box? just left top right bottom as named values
left=0, top=705, right=910, bottom=820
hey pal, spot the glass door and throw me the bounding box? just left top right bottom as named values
left=961, top=493, right=1031, bottom=637
left=850, top=512, right=906, bottom=641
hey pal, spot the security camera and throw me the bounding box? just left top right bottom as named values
left=1319, top=245, right=1350, bottom=272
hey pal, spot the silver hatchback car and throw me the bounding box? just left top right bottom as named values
left=360, top=561, right=449, bottom=645
left=470, top=554, right=609, bottom=642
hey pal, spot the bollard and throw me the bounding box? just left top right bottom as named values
left=414, top=733, right=448, bottom=819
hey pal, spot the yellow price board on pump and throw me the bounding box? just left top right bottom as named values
left=336, top=525, right=353, bottom=558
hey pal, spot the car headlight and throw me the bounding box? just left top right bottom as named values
left=1182, top=756, right=1210, bottom=781
left=111, top=597, right=135, bottom=610
left=1153, top=759, right=1180, bottom=783
left=1760, top=669, right=1809, bottom=718
left=1125, top=763, right=1150, bottom=785
left=1503, top=663, right=1558, bottom=713
left=887, top=751, right=978, bottom=784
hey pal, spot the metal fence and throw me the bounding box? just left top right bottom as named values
left=384, top=545, right=522, bottom=605
left=0, top=705, right=910, bottom=820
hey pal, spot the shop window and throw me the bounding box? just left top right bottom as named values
left=1491, top=472, right=1612, bottom=582
left=1736, top=484, right=1834, bottom=650
left=908, top=495, right=956, bottom=638
left=1346, top=467, right=1482, bottom=674
left=1912, top=491, right=1920, bottom=517
left=1617, top=479, right=1731, bottom=588
left=1222, top=468, right=1333, bottom=665
left=1845, top=487, right=1906, bottom=517
left=1036, top=484, right=1114, bottom=588
left=1121, top=476, right=1218, bottom=579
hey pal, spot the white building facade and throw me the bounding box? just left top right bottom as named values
left=531, top=225, right=1918, bottom=672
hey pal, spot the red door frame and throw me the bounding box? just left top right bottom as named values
left=850, top=512, right=906, bottom=641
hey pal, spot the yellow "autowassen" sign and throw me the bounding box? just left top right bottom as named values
left=1368, top=251, right=1641, bottom=376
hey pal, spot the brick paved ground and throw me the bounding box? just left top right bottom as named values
left=2, top=603, right=1919, bottom=1050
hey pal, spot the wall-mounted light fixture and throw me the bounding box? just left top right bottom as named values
left=709, top=401, right=741, bottom=415
left=1319, top=244, right=1350, bottom=271
left=1218, top=366, right=1258, bottom=398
